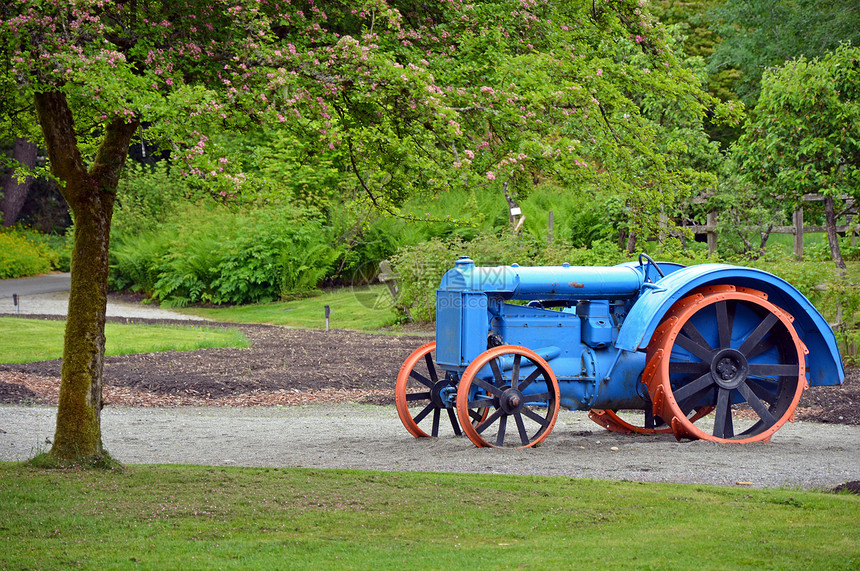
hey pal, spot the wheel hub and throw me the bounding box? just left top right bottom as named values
left=710, top=348, right=748, bottom=389
left=431, top=379, right=458, bottom=408
left=500, top=387, right=524, bottom=413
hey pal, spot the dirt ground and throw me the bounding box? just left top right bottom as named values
left=0, top=318, right=857, bottom=426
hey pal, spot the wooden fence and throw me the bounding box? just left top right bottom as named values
left=684, top=194, right=857, bottom=258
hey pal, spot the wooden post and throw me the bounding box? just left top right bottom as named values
left=548, top=210, right=554, bottom=244
left=793, top=208, right=804, bottom=261
left=706, top=211, right=717, bottom=257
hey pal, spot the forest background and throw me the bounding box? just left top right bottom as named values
left=2, top=0, right=859, bottom=332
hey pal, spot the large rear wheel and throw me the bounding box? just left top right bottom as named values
left=644, top=285, right=807, bottom=443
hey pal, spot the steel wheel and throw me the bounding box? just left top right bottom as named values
left=395, top=342, right=464, bottom=438
left=644, top=285, right=807, bottom=443
left=456, top=345, right=560, bottom=448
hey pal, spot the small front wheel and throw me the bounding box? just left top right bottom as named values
left=456, top=345, right=560, bottom=448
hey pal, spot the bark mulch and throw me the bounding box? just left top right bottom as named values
left=0, top=320, right=857, bottom=426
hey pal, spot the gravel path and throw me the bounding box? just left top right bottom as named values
left=2, top=404, right=858, bottom=490
left=0, top=290, right=205, bottom=321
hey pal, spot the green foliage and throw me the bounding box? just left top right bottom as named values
left=707, top=0, right=860, bottom=105
left=519, top=183, right=619, bottom=247
left=113, top=162, right=207, bottom=237
left=110, top=202, right=338, bottom=306
left=729, top=45, right=860, bottom=266
left=390, top=237, right=464, bottom=323
left=708, top=160, right=789, bottom=259
left=0, top=226, right=53, bottom=278
left=733, top=46, right=860, bottom=206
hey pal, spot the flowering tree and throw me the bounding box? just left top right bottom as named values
left=1, top=0, right=723, bottom=462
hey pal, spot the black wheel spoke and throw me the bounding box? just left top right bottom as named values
left=713, top=388, right=734, bottom=438
left=746, top=380, right=778, bottom=405
left=510, top=354, right=521, bottom=390
left=413, top=403, right=434, bottom=425
left=669, top=361, right=710, bottom=375
left=424, top=353, right=438, bottom=383
left=681, top=321, right=714, bottom=353
left=523, top=391, right=551, bottom=404
left=431, top=408, right=440, bottom=437
left=473, top=377, right=503, bottom=398
left=680, top=396, right=712, bottom=418
left=747, top=363, right=798, bottom=378
left=671, top=373, right=715, bottom=404
left=518, top=368, right=542, bottom=392
left=514, top=412, right=530, bottom=446
left=476, top=408, right=503, bottom=434
left=489, top=358, right=504, bottom=385
left=447, top=408, right=462, bottom=436
left=738, top=313, right=779, bottom=357
left=738, top=382, right=777, bottom=426
left=409, top=370, right=434, bottom=389
left=406, top=391, right=431, bottom=402
left=746, top=338, right=776, bottom=361
left=716, top=300, right=732, bottom=349
left=675, top=333, right=715, bottom=362
left=469, top=396, right=495, bottom=408
left=495, top=414, right=508, bottom=447
left=521, top=406, right=550, bottom=427
left=469, top=407, right=488, bottom=422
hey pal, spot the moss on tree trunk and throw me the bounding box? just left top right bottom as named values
left=34, top=91, right=138, bottom=461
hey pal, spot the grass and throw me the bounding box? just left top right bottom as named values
left=0, top=318, right=249, bottom=364
left=176, top=285, right=400, bottom=331
left=0, top=463, right=857, bottom=570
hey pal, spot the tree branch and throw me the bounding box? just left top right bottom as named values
left=33, top=91, right=89, bottom=201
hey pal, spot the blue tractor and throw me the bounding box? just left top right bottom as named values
left=395, top=255, right=844, bottom=447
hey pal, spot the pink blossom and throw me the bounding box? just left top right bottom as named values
left=596, top=68, right=603, bottom=76
left=486, top=172, right=496, bottom=181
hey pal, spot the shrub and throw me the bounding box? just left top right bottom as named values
left=0, top=227, right=51, bottom=278
left=113, top=162, right=207, bottom=237
left=110, top=202, right=339, bottom=306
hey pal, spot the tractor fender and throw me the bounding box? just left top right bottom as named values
left=615, top=264, right=844, bottom=387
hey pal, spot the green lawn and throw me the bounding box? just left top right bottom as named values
left=0, top=463, right=857, bottom=570
left=176, top=285, right=399, bottom=330
left=0, top=318, right=248, bottom=364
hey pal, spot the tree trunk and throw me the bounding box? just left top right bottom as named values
left=34, top=91, right=138, bottom=461
left=0, top=138, right=38, bottom=226
left=626, top=230, right=637, bottom=254
left=824, top=195, right=847, bottom=271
